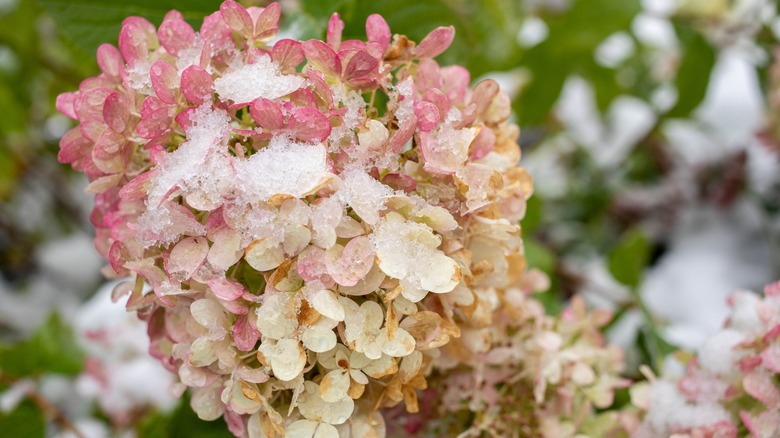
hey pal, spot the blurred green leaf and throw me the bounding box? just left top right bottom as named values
left=517, top=0, right=641, bottom=124
left=0, top=400, right=45, bottom=438
left=668, top=25, right=716, bottom=118
left=521, top=194, right=543, bottom=234
left=38, top=0, right=222, bottom=55
left=607, top=228, right=650, bottom=288
left=137, top=393, right=231, bottom=438
left=0, top=313, right=84, bottom=377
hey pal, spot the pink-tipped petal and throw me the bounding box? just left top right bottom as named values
left=290, top=107, right=331, bottom=143
left=76, top=88, right=113, bottom=123
left=208, top=277, right=246, bottom=302
left=220, top=0, right=253, bottom=37
left=343, top=50, right=378, bottom=82
left=253, top=2, right=281, bottom=40
left=232, top=314, right=260, bottom=351
left=422, top=88, right=450, bottom=121
left=56, top=92, right=80, bottom=120
left=271, top=39, right=305, bottom=72
left=150, top=60, right=179, bottom=105
left=388, top=118, right=416, bottom=153
left=181, top=65, right=214, bottom=105
left=158, top=18, right=196, bottom=56
left=469, top=125, right=495, bottom=160
left=366, top=14, right=391, bottom=53
left=414, top=101, right=440, bottom=132
left=303, top=39, right=342, bottom=78
left=118, top=19, right=154, bottom=65
left=96, top=44, right=122, bottom=79
left=327, top=13, right=344, bottom=50
left=249, top=98, right=284, bottom=131
left=58, top=128, right=91, bottom=165
left=103, top=91, right=131, bottom=133
left=416, top=26, right=455, bottom=59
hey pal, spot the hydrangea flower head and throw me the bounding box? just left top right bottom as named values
left=56, top=1, right=533, bottom=435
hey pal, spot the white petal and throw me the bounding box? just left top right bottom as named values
left=245, top=238, right=285, bottom=272
left=320, top=369, right=350, bottom=403
left=311, top=289, right=345, bottom=321
left=286, top=420, right=318, bottom=438
left=302, top=325, right=337, bottom=353
left=381, top=328, right=416, bottom=358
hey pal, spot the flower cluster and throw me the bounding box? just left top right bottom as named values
left=403, top=288, right=637, bottom=438
left=56, top=1, right=532, bottom=436
left=635, top=281, right=780, bottom=438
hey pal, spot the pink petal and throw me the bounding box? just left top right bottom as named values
left=150, top=60, right=179, bottom=105
left=119, top=171, right=153, bottom=201
left=765, top=280, right=780, bottom=297
left=289, top=88, right=318, bottom=108
left=208, top=277, right=246, bottom=302
left=414, top=100, right=440, bottom=132
left=103, top=91, right=131, bottom=133
left=469, top=125, right=495, bottom=160
left=79, top=120, right=105, bottom=143
left=163, top=10, right=184, bottom=21
left=471, top=79, right=500, bottom=114
left=56, top=92, right=79, bottom=120
left=327, top=236, right=375, bottom=287
left=438, top=64, right=471, bottom=105
left=416, top=26, right=455, bottom=59
left=232, top=314, right=260, bottom=352
left=76, top=87, right=113, bottom=123
left=306, top=70, right=333, bottom=108
left=200, top=11, right=234, bottom=62
left=218, top=297, right=249, bottom=315
left=136, top=96, right=174, bottom=139
left=761, top=343, right=780, bottom=373
left=327, top=13, right=344, bottom=50
left=289, top=107, right=331, bottom=143
left=180, top=65, right=214, bottom=105
left=303, top=40, right=341, bottom=78
left=343, top=50, right=378, bottom=82
left=167, top=236, right=209, bottom=280
left=382, top=173, right=417, bottom=192
left=118, top=18, right=156, bottom=65
left=743, top=371, right=780, bottom=406
left=423, top=88, right=450, bottom=121
left=388, top=118, right=416, bottom=153
left=366, top=14, right=391, bottom=53
left=158, top=17, right=196, bottom=56
left=108, top=241, right=131, bottom=276
left=249, top=98, right=284, bottom=131
left=253, top=2, right=281, bottom=40
left=220, top=0, right=253, bottom=37
left=96, top=44, right=122, bottom=79
left=58, top=128, right=91, bottom=164
left=271, top=39, right=305, bottom=72
left=224, top=408, right=245, bottom=437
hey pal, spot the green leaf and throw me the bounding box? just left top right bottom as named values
left=667, top=25, right=716, bottom=118
left=607, top=228, right=650, bottom=288
left=0, top=400, right=45, bottom=438
left=0, top=313, right=84, bottom=377
left=38, top=0, right=222, bottom=55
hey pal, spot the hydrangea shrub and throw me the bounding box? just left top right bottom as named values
left=55, top=1, right=538, bottom=436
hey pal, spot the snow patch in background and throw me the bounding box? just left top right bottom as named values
left=640, top=201, right=774, bottom=349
